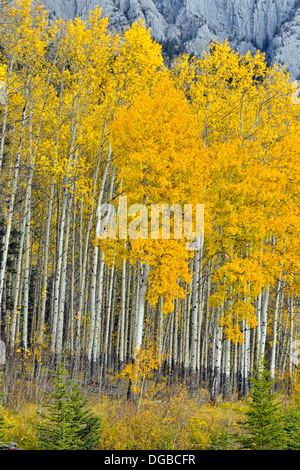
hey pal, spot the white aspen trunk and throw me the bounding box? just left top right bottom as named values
left=56, top=193, right=72, bottom=355
left=157, top=296, right=163, bottom=367
left=232, top=341, right=238, bottom=393
left=123, top=262, right=132, bottom=363
left=196, top=246, right=204, bottom=374
left=190, top=252, right=200, bottom=385
left=21, top=172, right=32, bottom=352
left=129, top=264, right=138, bottom=360
left=30, top=241, right=43, bottom=347
left=118, top=257, right=127, bottom=368
left=201, top=260, right=212, bottom=384
left=173, top=298, right=179, bottom=374
left=133, top=262, right=149, bottom=354
left=0, top=98, right=27, bottom=337
left=183, top=291, right=191, bottom=379
left=270, top=278, right=281, bottom=385
left=51, top=184, right=68, bottom=354
left=243, top=319, right=250, bottom=397
left=260, top=286, right=269, bottom=358
left=250, top=324, right=255, bottom=378
left=289, top=295, right=295, bottom=385
left=255, top=292, right=262, bottom=360
left=82, top=253, right=91, bottom=367
left=38, top=181, right=54, bottom=344
left=102, top=264, right=115, bottom=377
left=247, top=322, right=252, bottom=389
left=178, top=299, right=184, bottom=375
left=210, top=245, right=221, bottom=400
left=66, top=200, right=78, bottom=354
left=10, top=207, right=26, bottom=349
left=87, top=210, right=103, bottom=360
left=86, top=244, right=100, bottom=369
left=75, top=199, right=88, bottom=355
left=22, top=80, right=35, bottom=350
left=91, top=250, right=104, bottom=376
left=167, top=312, right=174, bottom=374
left=223, top=337, right=231, bottom=399
left=239, top=322, right=245, bottom=396
left=211, top=307, right=222, bottom=401
left=108, top=285, right=117, bottom=369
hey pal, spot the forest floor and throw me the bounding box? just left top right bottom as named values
left=0, top=371, right=293, bottom=450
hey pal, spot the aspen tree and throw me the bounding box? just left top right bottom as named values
left=110, top=72, right=206, bottom=369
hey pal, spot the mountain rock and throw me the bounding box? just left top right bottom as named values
left=268, top=5, right=300, bottom=79
left=43, top=0, right=167, bottom=39
left=41, top=0, right=300, bottom=78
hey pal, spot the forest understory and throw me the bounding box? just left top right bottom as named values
left=1, top=359, right=300, bottom=451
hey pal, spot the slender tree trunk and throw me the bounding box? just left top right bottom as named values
left=51, top=184, right=68, bottom=357
left=102, top=264, right=115, bottom=383
left=91, top=250, right=104, bottom=379
left=10, top=207, right=25, bottom=350
left=270, top=278, right=281, bottom=389
left=222, top=337, right=231, bottom=400
left=210, top=307, right=222, bottom=403
left=190, top=252, right=200, bottom=393
left=0, top=96, right=28, bottom=339
left=134, top=262, right=149, bottom=353
left=127, top=261, right=149, bottom=401
left=117, top=257, right=127, bottom=371
left=37, top=182, right=54, bottom=351
left=56, top=192, right=72, bottom=355
left=21, top=175, right=32, bottom=353
left=260, top=286, right=269, bottom=358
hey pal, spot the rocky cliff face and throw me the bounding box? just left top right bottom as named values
left=268, top=5, right=300, bottom=79
left=41, top=0, right=300, bottom=78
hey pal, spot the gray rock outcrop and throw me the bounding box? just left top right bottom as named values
left=40, top=0, right=300, bottom=78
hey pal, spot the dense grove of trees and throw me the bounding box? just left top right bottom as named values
left=1, top=0, right=300, bottom=402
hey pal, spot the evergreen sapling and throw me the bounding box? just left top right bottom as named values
left=237, top=358, right=288, bottom=450
left=37, top=364, right=102, bottom=450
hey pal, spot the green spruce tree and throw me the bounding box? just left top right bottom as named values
left=283, top=372, right=300, bottom=450
left=209, top=427, right=235, bottom=450
left=283, top=407, right=300, bottom=449
left=66, top=381, right=103, bottom=450
left=37, top=364, right=102, bottom=450
left=237, top=358, right=288, bottom=450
